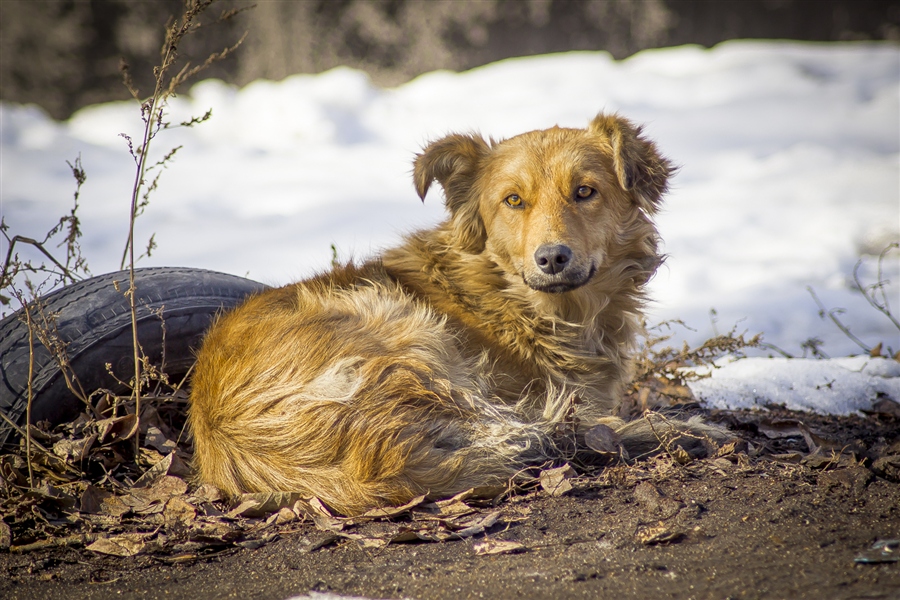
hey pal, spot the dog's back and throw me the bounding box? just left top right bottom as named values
left=189, top=262, right=558, bottom=513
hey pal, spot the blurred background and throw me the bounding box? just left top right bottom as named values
left=2, top=0, right=898, bottom=120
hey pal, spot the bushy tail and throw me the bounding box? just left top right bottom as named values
left=599, top=412, right=734, bottom=462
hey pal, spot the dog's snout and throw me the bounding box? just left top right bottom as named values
left=534, top=244, right=573, bottom=275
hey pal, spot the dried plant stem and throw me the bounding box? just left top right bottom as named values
left=128, top=269, right=141, bottom=451
left=119, top=13, right=180, bottom=453
left=0, top=409, right=81, bottom=477
left=0, top=235, right=80, bottom=291
left=807, top=286, right=871, bottom=354
left=121, top=28, right=182, bottom=452
left=117, top=1, right=246, bottom=451
left=854, top=242, right=900, bottom=332
left=10, top=533, right=100, bottom=553
left=23, top=301, right=35, bottom=488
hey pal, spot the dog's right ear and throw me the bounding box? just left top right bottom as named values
left=588, top=113, right=673, bottom=214
left=414, top=133, right=491, bottom=252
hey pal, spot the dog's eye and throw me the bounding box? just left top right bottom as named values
left=504, top=194, right=523, bottom=208
left=575, top=186, right=595, bottom=200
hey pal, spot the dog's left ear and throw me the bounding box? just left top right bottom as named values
left=414, top=133, right=491, bottom=252
left=589, top=114, right=674, bottom=213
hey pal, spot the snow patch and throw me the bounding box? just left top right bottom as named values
left=688, top=356, right=900, bottom=415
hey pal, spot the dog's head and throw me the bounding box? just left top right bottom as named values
left=414, top=113, right=672, bottom=294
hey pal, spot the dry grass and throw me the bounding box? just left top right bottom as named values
left=0, top=0, right=250, bottom=555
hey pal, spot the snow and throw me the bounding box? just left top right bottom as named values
left=1, top=40, right=898, bottom=416
left=687, top=356, right=900, bottom=416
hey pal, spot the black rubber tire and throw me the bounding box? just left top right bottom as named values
left=0, top=267, right=269, bottom=448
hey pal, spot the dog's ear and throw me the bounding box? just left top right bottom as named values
left=589, top=113, right=674, bottom=214
left=414, top=133, right=491, bottom=252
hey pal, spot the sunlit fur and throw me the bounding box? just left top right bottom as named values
left=188, top=113, right=724, bottom=515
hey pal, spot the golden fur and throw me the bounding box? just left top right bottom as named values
left=188, top=113, right=724, bottom=515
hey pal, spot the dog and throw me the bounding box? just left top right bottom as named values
left=187, top=113, right=726, bottom=515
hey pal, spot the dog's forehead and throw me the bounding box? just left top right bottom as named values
left=486, top=127, right=610, bottom=182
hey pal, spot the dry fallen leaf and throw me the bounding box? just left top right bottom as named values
left=450, top=510, right=502, bottom=537
left=134, top=476, right=188, bottom=502
left=227, top=492, right=306, bottom=519
left=359, top=537, right=390, bottom=549
left=27, top=483, right=76, bottom=510
left=636, top=523, right=683, bottom=545
left=52, top=435, right=97, bottom=462
left=190, top=483, right=224, bottom=504
left=715, top=440, right=739, bottom=457
left=633, top=482, right=683, bottom=518
left=674, top=446, right=694, bottom=464
left=445, top=486, right=508, bottom=505
left=540, top=464, right=577, bottom=497
left=292, top=497, right=346, bottom=532
left=756, top=419, right=804, bottom=440
left=417, top=498, right=476, bottom=518
left=95, top=414, right=138, bottom=444
left=473, top=539, right=525, bottom=555
left=132, top=452, right=191, bottom=488
left=144, top=426, right=178, bottom=455
left=872, top=455, right=900, bottom=481
left=867, top=397, right=900, bottom=418
left=796, top=422, right=843, bottom=454
left=583, top=424, right=623, bottom=455
left=0, top=521, right=11, bottom=550
left=77, top=484, right=113, bottom=514
left=86, top=533, right=148, bottom=557
left=356, top=494, right=427, bottom=520
left=266, top=507, right=297, bottom=526
left=164, top=496, right=197, bottom=529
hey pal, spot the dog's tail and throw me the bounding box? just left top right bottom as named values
left=516, top=386, right=734, bottom=466
left=587, top=413, right=734, bottom=463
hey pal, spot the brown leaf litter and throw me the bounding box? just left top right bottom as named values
left=1, top=346, right=899, bottom=564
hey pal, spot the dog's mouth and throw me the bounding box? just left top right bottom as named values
left=523, top=265, right=597, bottom=294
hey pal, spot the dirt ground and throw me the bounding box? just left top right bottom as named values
left=1, top=407, right=899, bottom=600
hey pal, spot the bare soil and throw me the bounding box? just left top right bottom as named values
left=2, top=408, right=899, bottom=600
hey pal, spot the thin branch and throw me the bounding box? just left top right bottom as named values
left=0, top=409, right=82, bottom=477
left=23, top=301, right=35, bottom=488
left=1, top=235, right=81, bottom=292
left=807, top=286, right=871, bottom=354
left=853, top=243, right=900, bottom=332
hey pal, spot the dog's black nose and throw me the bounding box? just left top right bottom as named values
left=534, top=244, right=572, bottom=275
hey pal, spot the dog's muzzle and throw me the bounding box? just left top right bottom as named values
left=526, top=244, right=595, bottom=293
left=534, top=244, right=572, bottom=275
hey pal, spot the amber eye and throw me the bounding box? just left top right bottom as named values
left=504, top=194, right=523, bottom=208
left=575, top=186, right=595, bottom=200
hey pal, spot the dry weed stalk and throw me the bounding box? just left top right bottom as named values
left=807, top=242, right=900, bottom=358
left=22, top=302, right=35, bottom=487
left=633, top=320, right=760, bottom=384
left=0, top=0, right=249, bottom=486
left=622, top=320, right=760, bottom=417
left=1, top=158, right=91, bottom=485
left=0, top=2, right=257, bottom=553
left=1, top=157, right=89, bottom=312
left=117, top=0, right=248, bottom=450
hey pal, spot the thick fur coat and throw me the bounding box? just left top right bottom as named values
left=188, top=113, right=723, bottom=515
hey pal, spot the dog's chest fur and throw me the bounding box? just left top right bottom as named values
left=380, top=226, right=639, bottom=417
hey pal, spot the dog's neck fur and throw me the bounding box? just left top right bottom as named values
left=380, top=219, right=658, bottom=414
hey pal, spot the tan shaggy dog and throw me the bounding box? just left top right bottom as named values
left=188, top=113, right=726, bottom=515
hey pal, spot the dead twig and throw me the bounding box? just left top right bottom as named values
left=118, top=0, right=249, bottom=455
left=853, top=242, right=900, bottom=332
left=0, top=410, right=82, bottom=476
left=23, top=300, right=35, bottom=487
left=10, top=533, right=100, bottom=553
left=807, top=286, right=872, bottom=354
